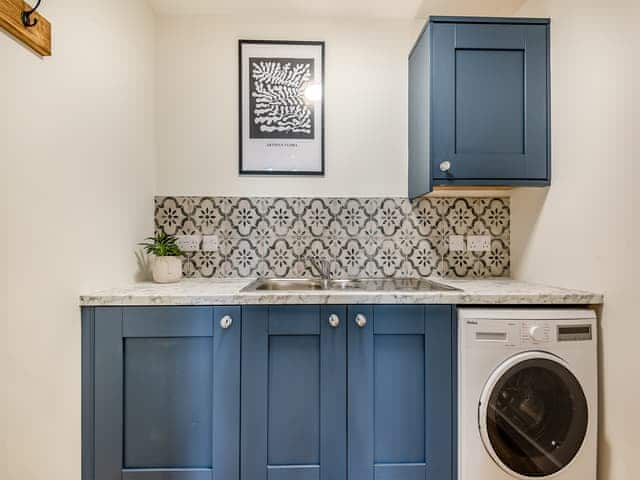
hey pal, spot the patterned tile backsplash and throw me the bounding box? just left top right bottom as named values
left=155, top=196, right=510, bottom=278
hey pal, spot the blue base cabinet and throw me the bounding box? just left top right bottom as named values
left=82, top=306, right=241, bottom=480
left=241, top=306, right=347, bottom=480
left=82, top=305, right=455, bottom=480
left=409, top=16, right=551, bottom=198
left=348, top=305, right=455, bottom=480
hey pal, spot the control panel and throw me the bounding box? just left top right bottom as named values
left=465, top=318, right=594, bottom=347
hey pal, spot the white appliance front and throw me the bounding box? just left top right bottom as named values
left=458, top=308, right=597, bottom=480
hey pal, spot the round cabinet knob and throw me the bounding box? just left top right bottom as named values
left=220, top=315, right=233, bottom=329
left=355, top=313, right=367, bottom=328
left=328, top=314, right=340, bottom=328
left=439, top=160, right=452, bottom=172
left=529, top=325, right=545, bottom=342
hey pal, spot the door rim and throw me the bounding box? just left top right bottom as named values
left=478, top=350, right=589, bottom=479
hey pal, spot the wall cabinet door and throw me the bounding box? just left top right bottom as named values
left=347, top=305, right=455, bottom=480
left=85, top=306, right=240, bottom=480
left=408, top=17, right=550, bottom=198
left=241, top=305, right=347, bottom=480
left=431, top=20, right=549, bottom=184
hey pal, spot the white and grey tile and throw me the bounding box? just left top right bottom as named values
left=155, top=196, right=511, bottom=278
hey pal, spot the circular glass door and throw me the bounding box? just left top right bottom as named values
left=479, top=352, right=588, bottom=478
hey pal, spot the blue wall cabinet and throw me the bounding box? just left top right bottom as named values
left=82, top=306, right=241, bottom=480
left=348, top=305, right=455, bottom=480
left=241, top=305, right=347, bottom=480
left=409, top=17, right=550, bottom=198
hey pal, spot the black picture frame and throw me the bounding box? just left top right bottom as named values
left=239, top=39, right=325, bottom=176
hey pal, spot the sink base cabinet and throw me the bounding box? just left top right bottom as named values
left=82, top=305, right=455, bottom=480
left=241, top=306, right=347, bottom=480
left=348, top=305, right=455, bottom=480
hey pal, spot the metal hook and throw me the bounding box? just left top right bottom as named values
left=21, top=0, right=42, bottom=28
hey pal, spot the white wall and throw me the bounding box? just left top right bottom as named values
left=510, top=1, right=639, bottom=479
left=156, top=15, right=423, bottom=197
left=1, top=104, right=7, bottom=479
left=1, top=1, right=156, bottom=478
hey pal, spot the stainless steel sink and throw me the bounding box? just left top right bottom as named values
left=241, top=277, right=460, bottom=292
left=243, top=278, right=326, bottom=291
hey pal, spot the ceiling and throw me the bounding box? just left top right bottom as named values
left=147, top=0, right=527, bottom=19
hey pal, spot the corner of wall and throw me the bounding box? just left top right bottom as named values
left=509, top=187, right=549, bottom=279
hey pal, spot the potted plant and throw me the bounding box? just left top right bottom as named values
left=138, top=232, right=184, bottom=283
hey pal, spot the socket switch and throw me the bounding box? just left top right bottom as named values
left=202, top=235, right=219, bottom=252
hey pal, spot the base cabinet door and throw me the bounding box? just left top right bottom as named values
left=347, top=305, right=455, bottom=480
left=86, top=306, right=241, bottom=480
left=241, top=306, right=347, bottom=480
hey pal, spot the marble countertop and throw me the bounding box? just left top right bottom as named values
left=80, top=277, right=603, bottom=306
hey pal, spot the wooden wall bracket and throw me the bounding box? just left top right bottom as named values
left=0, top=0, right=51, bottom=56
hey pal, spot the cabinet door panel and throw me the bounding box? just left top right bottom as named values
left=432, top=22, right=548, bottom=181
left=374, top=334, right=425, bottom=463
left=124, top=337, right=213, bottom=468
left=92, top=306, right=240, bottom=480
left=241, top=305, right=346, bottom=480
left=348, top=305, right=455, bottom=480
left=455, top=49, right=525, bottom=155
left=268, top=335, right=321, bottom=465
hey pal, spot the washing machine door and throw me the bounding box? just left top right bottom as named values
left=479, top=351, right=589, bottom=478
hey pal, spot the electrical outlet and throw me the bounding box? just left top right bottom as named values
left=448, top=235, right=466, bottom=251
left=176, top=234, right=201, bottom=252
left=202, top=235, right=219, bottom=252
left=467, top=235, right=491, bottom=252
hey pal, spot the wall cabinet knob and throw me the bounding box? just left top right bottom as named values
left=439, top=160, right=452, bottom=172
left=328, top=314, right=340, bottom=328
left=220, top=315, right=233, bottom=329
left=355, top=313, right=367, bottom=328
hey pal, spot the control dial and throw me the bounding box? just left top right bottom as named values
left=529, top=325, right=545, bottom=342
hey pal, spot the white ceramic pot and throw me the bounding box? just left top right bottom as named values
left=151, top=256, right=183, bottom=283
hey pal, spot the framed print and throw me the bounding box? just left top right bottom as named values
left=239, top=40, right=325, bottom=175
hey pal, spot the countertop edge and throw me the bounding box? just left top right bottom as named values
left=79, top=292, right=604, bottom=307
left=79, top=278, right=604, bottom=307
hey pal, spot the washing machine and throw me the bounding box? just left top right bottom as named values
left=458, top=308, right=597, bottom=480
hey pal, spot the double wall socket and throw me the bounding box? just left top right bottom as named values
left=176, top=235, right=201, bottom=252
left=448, top=234, right=491, bottom=252
left=466, top=235, right=491, bottom=252
left=175, top=234, right=219, bottom=252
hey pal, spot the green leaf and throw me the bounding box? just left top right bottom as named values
left=137, top=232, right=183, bottom=257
